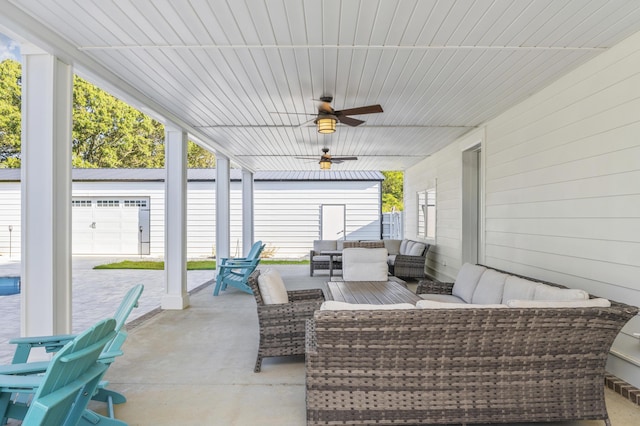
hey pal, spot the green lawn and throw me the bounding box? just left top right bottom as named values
left=93, top=259, right=309, bottom=270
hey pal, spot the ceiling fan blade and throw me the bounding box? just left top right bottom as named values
left=331, top=156, right=358, bottom=161
left=337, top=116, right=365, bottom=127
left=335, top=104, right=383, bottom=116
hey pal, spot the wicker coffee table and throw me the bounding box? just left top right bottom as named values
left=325, top=280, right=422, bottom=305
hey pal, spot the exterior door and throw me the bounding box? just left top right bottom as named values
left=321, top=204, right=345, bottom=240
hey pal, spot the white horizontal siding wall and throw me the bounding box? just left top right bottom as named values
left=253, top=180, right=381, bottom=258
left=1, top=178, right=381, bottom=260
left=406, top=30, right=640, bottom=387
left=405, top=129, right=484, bottom=280
left=0, top=183, right=21, bottom=259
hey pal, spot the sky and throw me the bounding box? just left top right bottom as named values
left=0, top=33, right=21, bottom=61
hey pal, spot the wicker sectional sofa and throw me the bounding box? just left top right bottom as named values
left=305, top=264, right=638, bottom=426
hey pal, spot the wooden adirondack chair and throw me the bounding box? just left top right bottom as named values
left=213, top=241, right=265, bottom=296
left=1, top=284, right=143, bottom=423
left=218, top=240, right=265, bottom=267
left=0, top=318, right=117, bottom=426
left=213, top=258, right=261, bottom=295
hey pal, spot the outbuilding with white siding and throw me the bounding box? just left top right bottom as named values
left=0, top=168, right=383, bottom=259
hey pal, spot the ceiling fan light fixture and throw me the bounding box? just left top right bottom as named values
left=319, top=158, right=331, bottom=170
left=316, top=115, right=337, bottom=134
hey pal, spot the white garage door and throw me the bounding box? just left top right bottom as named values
left=72, top=198, right=148, bottom=255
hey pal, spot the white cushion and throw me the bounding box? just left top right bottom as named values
left=419, top=294, right=466, bottom=303
left=320, top=301, right=415, bottom=310
left=313, top=240, right=337, bottom=252
left=383, top=239, right=402, bottom=255
left=407, top=242, right=426, bottom=256
left=533, top=284, right=589, bottom=301
left=506, top=298, right=610, bottom=308
left=387, top=254, right=397, bottom=266
left=452, top=264, right=487, bottom=303
left=342, top=248, right=389, bottom=281
left=399, top=239, right=409, bottom=254
left=472, top=270, right=508, bottom=304
left=336, top=240, right=345, bottom=250
left=257, top=269, right=289, bottom=304
left=416, top=300, right=508, bottom=309
left=501, top=276, right=541, bottom=303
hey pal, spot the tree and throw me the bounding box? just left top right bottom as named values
left=381, top=171, right=403, bottom=212
left=72, top=76, right=165, bottom=168
left=0, top=59, right=21, bottom=168
left=0, top=59, right=216, bottom=169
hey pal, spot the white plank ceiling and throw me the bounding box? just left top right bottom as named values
left=2, top=0, right=640, bottom=171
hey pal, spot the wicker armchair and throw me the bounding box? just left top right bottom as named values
left=247, top=269, right=325, bottom=372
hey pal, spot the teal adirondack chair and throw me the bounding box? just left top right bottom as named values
left=213, top=258, right=261, bottom=295
left=218, top=240, right=265, bottom=267
left=1, top=284, right=143, bottom=424
left=213, top=241, right=265, bottom=296
left=0, top=318, right=117, bottom=426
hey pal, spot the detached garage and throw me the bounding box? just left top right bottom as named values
left=0, top=169, right=384, bottom=259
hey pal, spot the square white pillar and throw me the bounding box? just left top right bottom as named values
left=162, top=127, right=189, bottom=310
left=20, top=50, right=73, bottom=336
left=216, top=155, right=230, bottom=263
left=241, top=169, right=254, bottom=256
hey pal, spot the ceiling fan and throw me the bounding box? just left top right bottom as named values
left=314, top=96, right=383, bottom=134
left=296, top=148, right=357, bottom=170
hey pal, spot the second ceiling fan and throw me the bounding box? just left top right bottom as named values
left=314, top=96, right=383, bottom=133
left=296, top=148, right=357, bottom=170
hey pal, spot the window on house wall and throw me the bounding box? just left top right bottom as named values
left=417, top=180, right=436, bottom=241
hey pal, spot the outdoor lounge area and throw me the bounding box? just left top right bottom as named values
left=1, top=2, right=640, bottom=425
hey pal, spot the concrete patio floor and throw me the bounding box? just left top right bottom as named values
left=1, top=261, right=639, bottom=425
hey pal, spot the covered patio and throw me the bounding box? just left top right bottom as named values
left=0, top=1, right=639, bottom=424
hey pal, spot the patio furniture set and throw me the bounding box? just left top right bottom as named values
left=249, top=254, right=638, bottom=426
left=310, top=238, right=429, bottom=278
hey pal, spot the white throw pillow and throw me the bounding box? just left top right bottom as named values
left=533, top=284, right=589, bottom=301
left=506, top=298, right=610, bottom=308
left=320, top=301, right=415, bottom=310
left=416, top=300, right=507, bottom=309
left=257, top=269, right=289, bottom=304
left=342, top=248, right=389, bottom=281
left=452, top=264, right=487, bottom=303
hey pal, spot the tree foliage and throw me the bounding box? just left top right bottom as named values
left=381, top=171, right=403, bottom=212
left=0, top=59, right=215, bottom=169
left=0, top=59, right=21, bottom=168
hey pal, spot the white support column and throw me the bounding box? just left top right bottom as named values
left=161, top=126, right=189, bottom=310
left=241, top=169, right=254, bottom=256
left=216, top=155, right=231, bottom=263
left=20, top=47, right=73, bottom=336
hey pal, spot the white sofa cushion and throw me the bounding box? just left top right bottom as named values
left=399, top=239, right=409, bottom=254
left=534, top=284, right=589, bottom=301
left=336, top=240, right=345, bottom=250
left=313, top=240, right=337, bottom=252
left=405, top=241, right=427, bottom=256
left=257, top=269, right=289, bottom=304
left=419, top=294, right=466, bottom=303
left=342, top=248, right=389, bottom=281
left=416, top=300, right=508, bottom=309
left=506, top=298, right=610, bottom=308
left=501, top=276, right=541, bottom=303
left=384, top=239, right=401, bottom=255
left=472, top=269, right=508, bottom=304
left=452, top=263, right=487, bottom=303
left=320, top=301, right=415, bottom=310
left=387, top=254, right=397, bottom=266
